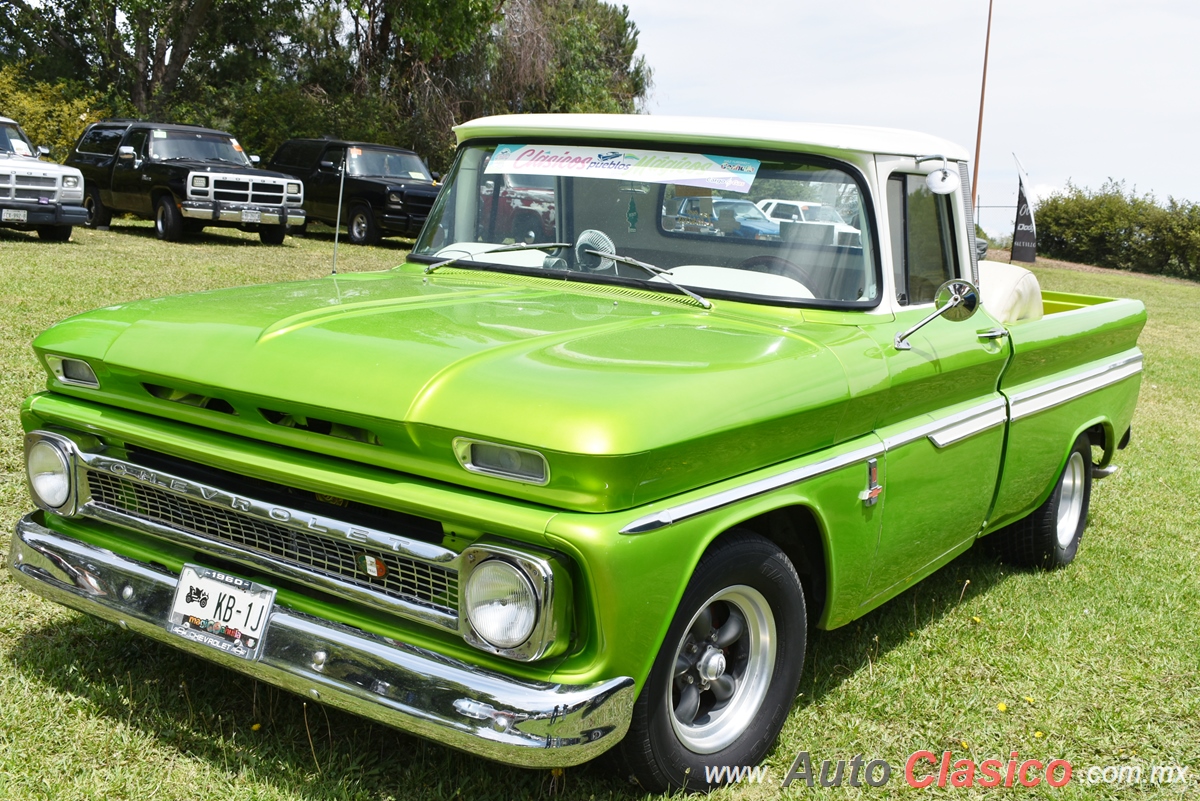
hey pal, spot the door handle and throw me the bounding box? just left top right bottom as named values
left=977, top=327, right=1009, bottom=340
left=141, top=175, right=152, bottom=182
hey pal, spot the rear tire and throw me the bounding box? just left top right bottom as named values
left=36, top=225, right=72, bottom=242
left=994, top=433, right=1093, bottom=569
left=259, top=223, right=287, bottom=245
left=614, top=531, right=806, bottom=792
left=84, top=185, right=111, bottom=228
left=154, top=195, right=183, bottom=241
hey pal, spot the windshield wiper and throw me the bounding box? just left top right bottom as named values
left=585, top=250, right=712, bottom=309
left=424, top=241, right=572, bottom=274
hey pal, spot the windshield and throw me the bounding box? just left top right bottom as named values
left=347, top=147, right=430, bottom=179
left=413, top=142, right=877, bottom=306
left=0, top=123, right=35, bottom=157
left=148, top=130, right=251, bottom=164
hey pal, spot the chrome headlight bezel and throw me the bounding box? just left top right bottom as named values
left=460, top=543, right=572, bottom=661
left=24, top=431, right=81, bottom=515
left=61, top=175, right=79, bottom=189
left=44, top=354, right=100, bottom=388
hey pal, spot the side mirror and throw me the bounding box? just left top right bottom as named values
left=36, top=145, right=50, bottom=158
left=320, top=160, right=336, bottom=169
left=925, top=167, right=958, bottom=195
left=249, top=155, right=261, bottom=165
left=431, top=171, right=442, bottom=182
left=894, top=279, right=979, bottom=350
left=118, top=145, right=136, bottom=160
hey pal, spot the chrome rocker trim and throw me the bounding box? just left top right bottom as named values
left=9, top=513, right=635, bottom=768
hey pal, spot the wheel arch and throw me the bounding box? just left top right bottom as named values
left=703, top=505, right=829, bottom=629
left=1017, top=417, right=1110, bottom=521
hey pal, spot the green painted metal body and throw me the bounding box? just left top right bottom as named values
left=22, top=264, right=1146, bottom=693
left=18, top=121, right=1147, bottom=709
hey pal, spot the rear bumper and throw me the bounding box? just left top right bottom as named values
left=181, top=201, right=305, bottom=227
left=0, top=200, right=87, bottom=226
left=8, top=513, right=634, bottom=768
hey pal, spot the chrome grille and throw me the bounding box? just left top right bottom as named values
left=1, top=172, right=59, bottom=201
left=203, top=175, right=296, bottom=206
left=85, top=469, right=459, bottom=615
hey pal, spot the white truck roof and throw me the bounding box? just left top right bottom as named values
left=455, top=114, right=969, bottom=161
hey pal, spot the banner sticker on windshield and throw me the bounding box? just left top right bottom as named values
left=486, top=145, right=760, bottom=193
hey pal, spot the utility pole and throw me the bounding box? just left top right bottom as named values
left=972, top=0, right=995, bottom=215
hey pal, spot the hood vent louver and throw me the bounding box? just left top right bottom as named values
left=144, top=383, right=237, bottom=415
left=259, top=409, right=381, bottom=446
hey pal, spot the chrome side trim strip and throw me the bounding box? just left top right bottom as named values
left=1009, top=351, right=1143, bottom=421
left=618, top=352, right=1142, bottom=536
left=620, top=441, right=884, bottom=535
left=9, top=516, right=635, bottom=768
left=926, top=400, right=1009, bottom=449
left=882, top=397, right=1008, bottom=451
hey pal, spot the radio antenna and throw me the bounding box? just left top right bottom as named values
left=331, top=149, right=348, bottom=275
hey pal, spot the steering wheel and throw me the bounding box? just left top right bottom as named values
left=736, top=255, right=818, bottom=295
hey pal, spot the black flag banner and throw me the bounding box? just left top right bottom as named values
left=1011, top=176, right=1036, bottom=262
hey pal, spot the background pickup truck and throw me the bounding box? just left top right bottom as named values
left=66, top=120, right=304, bottom=245
left=1, top=115, right=86, bottom=241
left=11, top=115, right=1144, bottom=792
left=267, top=138, right=438, bottom=245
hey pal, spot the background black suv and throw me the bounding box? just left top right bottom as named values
left=67, top=120, right=305, bottom=244
left=268, top=139, right=439, bottom=245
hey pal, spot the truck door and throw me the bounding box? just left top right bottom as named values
left=310, top=145, right=346, bottom=224
left=111, top=129, right=150, bottom=215
left=860, top=157, right=1009, bottom=604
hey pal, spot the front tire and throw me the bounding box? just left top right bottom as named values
left=347, top=204, right=380, bottom=245
left=154, top=195, right=183, bottom=241
left=615, top=531, right=806, bottom=792
left=994, top=433, right=1093, bottom=569
left=36, top=225, right=73, bottom=242
left=259, top=223, right=287, bottom=245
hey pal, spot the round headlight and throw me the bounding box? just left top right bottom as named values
left=465, top=560, right=537, bottom=648
left=27, top=440, right=71, bottom=509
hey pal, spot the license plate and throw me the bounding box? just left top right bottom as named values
left=241, top=209, right=261, bottom=223
left=167, top=564, right=276, bottom=660
left=2, top=209, right=27, bottom=222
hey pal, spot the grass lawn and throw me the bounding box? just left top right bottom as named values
left=1, top=226, right=1197, bottom=799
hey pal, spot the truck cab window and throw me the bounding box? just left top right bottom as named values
left=887, top=174, right=958, bottom=305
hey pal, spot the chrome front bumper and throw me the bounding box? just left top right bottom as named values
left=180, top=202, right=305, bottom=226
left=8, top=514, right=634, bottom=767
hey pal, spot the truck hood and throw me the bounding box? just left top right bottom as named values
left=170, top=160, right=293, bottom=180
left=34, top=266, right=860, bottom=511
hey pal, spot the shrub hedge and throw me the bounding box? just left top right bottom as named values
left=1036, top=181, right=1200, bottom=279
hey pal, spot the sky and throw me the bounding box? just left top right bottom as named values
left=620, top=0, right=1200, bottom=239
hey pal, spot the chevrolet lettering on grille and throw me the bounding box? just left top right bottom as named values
left=89, top=456, right=453, bottom=565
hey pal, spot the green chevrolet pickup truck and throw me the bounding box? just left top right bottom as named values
left=10, top=115, right=1144, bottom=791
